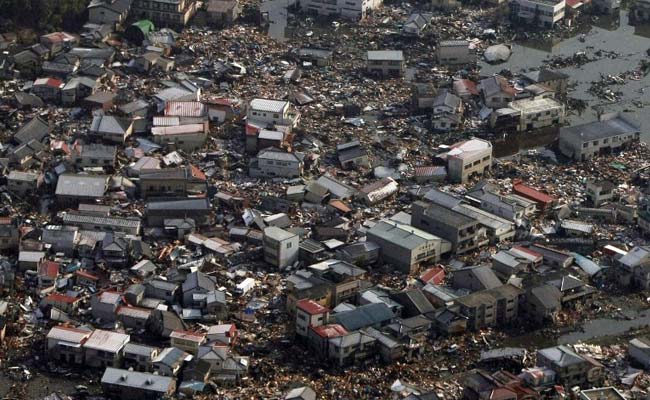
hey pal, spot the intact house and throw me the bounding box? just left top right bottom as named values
left=61, top=76, right=98, bottom=105
left=366, top=219, right=444, bottom=274
left=536, top=345, right=604, bottom=388
left=559, top=113, right=641, bottom=161
left=87, top=0, right=132, bottom=30
left=55, top=174, right=108, bottom=208
left=585, top=179, right=615, bottom=207
left=170, top=330, right=207, bottom=355
left=523, top=284, right=562, bottom=324
left=89, top=115, right=134, bottom=144
left=123, top=343, right=159, bottom=372
left=47, top=325, right=92, bottom=364
left=91, top=291, right=123, bottom=322
left=295, top=299, right=331, bottom=338
left=412, top=201, right=481, bottom=255
left=452, top=266, right=502, bottom=292
left=151, top=123, right=208, bottom=152
left=32, top=77, right=64, bottom=102
left=101, top=367, right=176, bottom=400
left=207, top=0, right=240, bottom=26
left=83, top=329, right=130, bottom=368
left=249, top=148, right=304, bottom=178
left=247, top=98, right=299, bottom=129
left=69, top=142, right=117, bottom=169
left=432, top=90, right=464, bottom=132
left=337, top=140, right=370, bottom=170
left=7, top=171, right=41, bottom=197
left=480, top=76, right=517, bottom=109
left=366, top=50, right=404, bottom=78
left=139, top=165, right=207, bottom=199
left=13, top=116, right=50, bottom=145
left=437, top=40, right=477, bottom=65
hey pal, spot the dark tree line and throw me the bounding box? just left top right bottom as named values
left=0, top=0, right=89, bottom=33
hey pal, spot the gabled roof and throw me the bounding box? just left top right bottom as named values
left=182, top=271, right=216, bottom=293
left=14, top=116, right=49, bottom=144
left=332, top=303, right=395, bottom=331
left=90, top=115, right=132, bottom=135
left=481, top=75, right=516, bottom=98
left=101, top=367, right=173, bottom=393
left=367, top=50, right=404, bottom=61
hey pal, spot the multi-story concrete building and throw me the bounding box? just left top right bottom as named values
left=263, top=226, right=299, bottom=268
left=559, top=113, right=641, bottom=161
left=510, top=0, right=565, bottom=28
left=366, top=50, right=404, bottom=78
left=455, top=284, right=522, bottom=330
left=503, top=97, right=566, bottom=131
left=443, top=138, right=492, bottom=183
left=436, top=40, right=477, bottom=65
left=301, top=0, right=382, bottom=19
left=411, top=201, right=481, bottom=255
left=131, top=0, right=197, bottom=27
left=366, top=219, right=444, bottom=274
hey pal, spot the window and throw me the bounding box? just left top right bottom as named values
left=593, top=140, right=599, bottom=146
left=583, top=143, right=588, bottom=148
left=286, top=242, right=292, bottom=249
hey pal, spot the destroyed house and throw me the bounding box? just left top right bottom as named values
left=559, top=113, right=641, bottom=161
left=481, top=76, right=516, bottom=109
left=139, top=165, right=207, bottom=199
left=359, top=177, right=399, bottom=205
left=286, top=270, right=331, bottom=313
left=207, top=0, right=240, bottom=26
left=7, top=171, right=41, bottom=196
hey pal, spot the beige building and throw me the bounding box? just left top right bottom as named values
left=444, top=138, right=492, bottom=183
left=132, top=0, right=197, bottom=27
left=366, top=50, right=404, bottom=78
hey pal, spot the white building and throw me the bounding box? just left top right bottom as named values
left=301, top=0, right=382, bottom=20
left=436, top=40, right=477, bottom=65
left=559, top=113, right=641, bottom=161
left=504, top=97, right=566, bottom=131
left=247, top=99, right=299, bottom=128
left=444, top=138, right=492, bottom=184
left=250, top=148, right=304, bottom=179
left=510, top=0, right=565, bottom=28
left=263, top=226, right=299, bottom=268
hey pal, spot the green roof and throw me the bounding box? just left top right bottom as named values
left=132, top=20, right=155, bottom=34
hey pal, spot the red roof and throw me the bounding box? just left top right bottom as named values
left=513, top=183, right=554, bottom=205
left=311, top=324, right=348, bottom=339
left=39, top=261, right=60, bottom=278
left=419, top=266, right=445, bottom=285
left=189, top=164, right=207, bottom=181
left=45, top=293, right=79, bottom=304
left=512, top=246, right=543, bottom=260
left=296, top=299, right=330, bottom=315
left=75, top=270, right=99, bottom=281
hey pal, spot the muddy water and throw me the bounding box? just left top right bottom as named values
left=481, top=11, right=650, bottom=150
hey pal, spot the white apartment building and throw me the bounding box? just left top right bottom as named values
left=510, top=0, right=565, bottom=28
left=301, top=0, right=382, bottom=19
left=507, top=97, right=566, bottom=131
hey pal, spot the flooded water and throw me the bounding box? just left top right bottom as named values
left=480, top=11, right=650, bottom=142
left=558, top=309, right=650, bottom=344
left=260, top=0, right=290, bottom=41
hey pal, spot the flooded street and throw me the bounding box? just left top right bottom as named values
left=481, top=11, right=650, bottom=142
